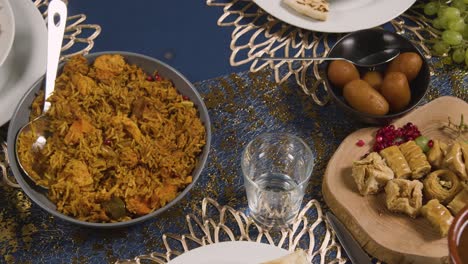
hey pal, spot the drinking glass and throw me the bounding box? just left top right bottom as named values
left=241, top=133, right=314, bottom=228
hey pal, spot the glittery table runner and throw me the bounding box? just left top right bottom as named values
left=0, top=64, right=466, bottom=263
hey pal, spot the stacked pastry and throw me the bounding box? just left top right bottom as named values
left=352, top=140, right=468, bottom=237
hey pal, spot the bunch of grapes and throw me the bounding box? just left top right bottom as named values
left=423, top=0, right=468, bottom=65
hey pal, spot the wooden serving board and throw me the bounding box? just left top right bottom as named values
left=322, top=96, right=468, bottom=264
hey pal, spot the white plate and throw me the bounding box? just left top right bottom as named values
left=0, top=0, right=46, bottom=126
left=253, top=0, right=416, bottom=33
left=168, top=241, right=289, bottom=264
left=0, top=0, right=15, bottom=65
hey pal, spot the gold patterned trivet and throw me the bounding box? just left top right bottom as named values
left=115, top=197, right=347, bottom=264
left=0, top=143, right=17, bottom=188
left=34, top=0, right=101, bottom=61
left=206, top=0, right=434, bottom=106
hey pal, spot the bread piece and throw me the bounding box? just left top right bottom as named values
left=283, top=0, right=328, bottom=21
left=262, top=249, right=308, bottom=264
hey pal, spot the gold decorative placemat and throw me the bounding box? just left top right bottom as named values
left=34, top=0, right=101, bottom=61
left=115, top=197, right=347, bottom=264
left=206, top=0, right=435, bottom=106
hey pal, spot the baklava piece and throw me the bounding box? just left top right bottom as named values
left=385, top=179, right=423, bottom=218
left=444, top=142, right=467, bottom=181
left=421, top=199, right=453, bottom=237
left=423, top=169, right=462, bottom=204
left=448, top=188, right=468, bottom=215
left=352, top=152, right=394, bottom=195
left=427, top=140, right=448, bottom=169
left=461, top=142, right=468, bottom=177
left=380, top=146, right=412, bottom=179
left=399, top=140, right=431, bottom=179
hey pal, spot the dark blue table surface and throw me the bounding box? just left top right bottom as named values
left=67, top=0, right=249, bottom=82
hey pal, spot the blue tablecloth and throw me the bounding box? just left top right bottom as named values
left=1, top=63, right=466, bottom=263
left=1, top=1, right=467, bottom=263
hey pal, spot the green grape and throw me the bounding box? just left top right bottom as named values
left=453, top=48, right=466, bottom=63
left=438, top=5, right=448, bottom=18
left=433, top=17, right=445, bottom=29
left=464, top=0, right=468, bottom=4
left=462, top=27, right=468, bottom=39
left=464, top=49, right=468, bottom=65
left=443, top=7, right=462, bottom=21
left=452, top=0, right=466, bottom=12
left=424, top=2, right=439, bottom=16
left=442, top=30, right=463, bottom=45
left=433, top=41, right=450, bottom=55
left=440, top=16, right=451, bottom=29
left=448, top=18, right=466, bottom=32
left=415, top=136, right=430, bottom=153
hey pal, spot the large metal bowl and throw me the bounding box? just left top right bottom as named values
left=7, top=51, right=211, bottom=228
left=324, top=29, right=430, bottom=124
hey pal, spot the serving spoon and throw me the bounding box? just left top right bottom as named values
left=259, top=48, right=400, bottom=68
left=15, top=0, right=67, bottom=189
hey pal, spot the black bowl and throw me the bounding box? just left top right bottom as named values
left=324, top=28, right=430, bottom=124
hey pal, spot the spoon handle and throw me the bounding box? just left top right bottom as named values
left=259, top=57, right=347, bottom=62
left=44, top=0, right=67, bottom=113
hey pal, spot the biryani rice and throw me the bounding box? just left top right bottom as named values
left=17, top=54, right=206, bottom=223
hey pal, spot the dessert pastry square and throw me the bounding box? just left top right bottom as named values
left=421, top=199, right=453, bottom=237
left=385, top=179, right=423, bottom=218
left=380, top=146, right=412, bottom=179
left=399, top=140, right=431, bottom=179
left=352, top=152, right=394, bottom=195
left=444, top=142, right=467, bottom=181
left=423, top=169, right=462, bottom=204
left=461, top=141, right=468, bottom=176
left=448, top=187, right=468, bottom=215
left=427, top=140, right=448, bottom=169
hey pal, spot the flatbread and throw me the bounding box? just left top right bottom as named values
left=261, top=249, right=309, bottom=264
left=283, top=0, right=329, bottom=21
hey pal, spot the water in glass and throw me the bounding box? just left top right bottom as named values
left=246, top=172, right=303, bottom=227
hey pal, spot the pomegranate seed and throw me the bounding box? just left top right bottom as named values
left=154, top=73, right=162, bottom=81
left=428, top=140, right=434, bottom=148
left=104, top=139, right=112, bottom=146
left=182, top=95, right=189, bottom=100
left=146, top=76, right=154, bottom=81
left=373, top=122, right=422, bottom=152
left=356, top=139, right=365, bottom=147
